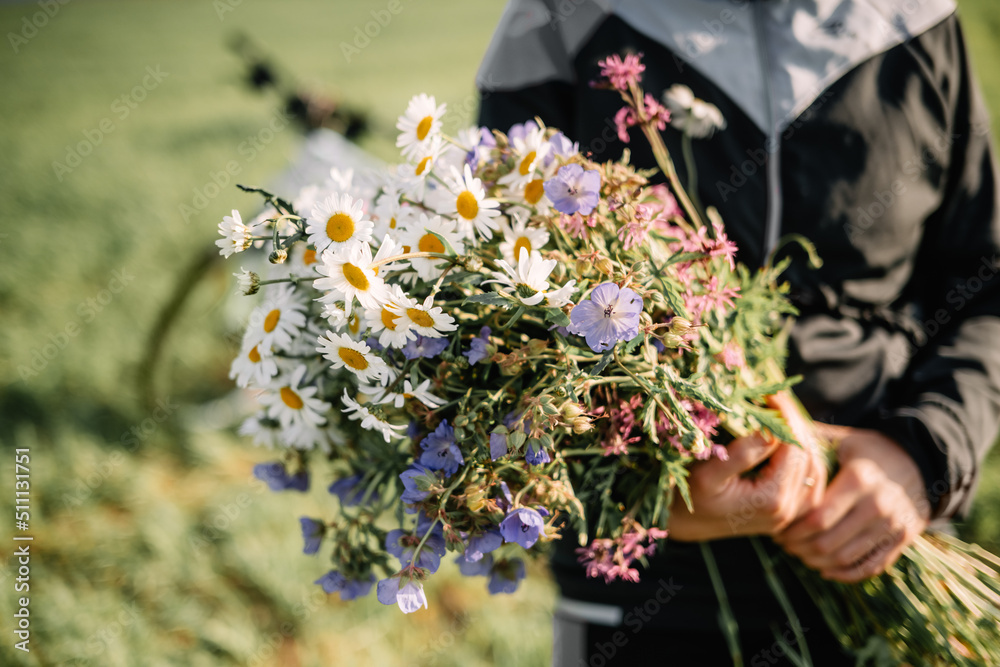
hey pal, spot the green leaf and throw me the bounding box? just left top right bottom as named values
left=544, top=308, right=570, bottom=327
left=589, top=349, right=615, bottom=376
left=663, top=250, right=704, bottom=267
left=623, top=332, right=644, bottom=355
left=508, top=431, right=527, bottom=452
left=427, top=229, right=459, bottom=256
left=464, top=292, right=511, bottom=307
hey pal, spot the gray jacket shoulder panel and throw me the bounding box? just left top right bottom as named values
left=479, top=0, right=958, bottom=132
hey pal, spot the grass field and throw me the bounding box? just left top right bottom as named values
left=2, top=1, right=1000, bottom=666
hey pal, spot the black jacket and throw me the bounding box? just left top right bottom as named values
left=476, top=0, right=1000, bottom=642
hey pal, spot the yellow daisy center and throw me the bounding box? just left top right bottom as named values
left=381, top=307, right=399, bottom=331
left=416, top=115, right=434, bottom=141
left=326, top=213, right=355, bottom=243
left=338, top=347, right=369, bottom=371
left=248, top=345, right=261, bottom=363
left=389, top=217, right=398, bottom=229
left=524, top=179, right=545, bottom=205
left=519, top=150, right=537, bottom=176
left=513, top=237, right=532, bottom=260
left=280, top=386, right=304, bottom=410
left=456, top=191, right=479, bottom=220
left=418, top=233, right=445, bottom=254
left=348, top=313, right=361, bottom=335
left=406, top=308, right=436, bottom=328
left=342, top=262, right=370, bottom=291
left=303, top=249, right=318, bottom=265
left=402, top=245, right=412, bottom=254
left=264, top=309, right=281, bottom=333
left=415, top=156, right=432, bottom=176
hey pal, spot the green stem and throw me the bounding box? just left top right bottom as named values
left=750, top=537, right=813, bottom=667
left=680, top=132, right=705, bottom=221
left=700, top=541, right=743, bottom=667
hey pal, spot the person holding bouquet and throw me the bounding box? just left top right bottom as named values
left=477, top=0, right=1000, bottom=663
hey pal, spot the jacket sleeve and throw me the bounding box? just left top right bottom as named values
left=868, top=17, right=1000, bottom=520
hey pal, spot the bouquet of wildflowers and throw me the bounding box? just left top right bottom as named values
left=216, top=54, right=1000, bottom=666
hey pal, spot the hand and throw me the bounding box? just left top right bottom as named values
left=668, top=432, right=828, bottom=542
left=774, top=425, right=930, bottom=582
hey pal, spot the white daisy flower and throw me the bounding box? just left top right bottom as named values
left=499, top=213, right=550, bottom=265
left=238, top=413, right=281, bottom=448
left=365, top=284, right=416, bottom=349
left=247, top=285, right=308, bottom=350
left=317, top=332, right=390, bottom=383
left=376, top=378, right=445, bottom=409
left=258, top=365, right=330, bottom=438
left=545, top=279, right=578, bottom=309
left=499, top=124, right=551, bottom=189
left=396, top=94, right=446, bottom=159
left=439, top=164, right=501, bottom=241
left=397, top=214, right=464, bottom=282
left=372, top=189, right=414, bottom=242
left=230, top=342, right=279, bottom=388
left=314, top=242, right=389, bottom=315
left=346, top=310, right=365, bottom=339
left=388, top=294, right=457, bottom=338
left=662, top=84, right=727, bottom=139
left=281, top=421, right=329, bottom=451
left=216, top=210, right=256, bottom=257
left=397, top=136, right=447, bottom=201
left=322, top=302, right=349, bottom=330
left=510, top=178, right=551, bottom=213
left=307, top=193, right=374, bottom=254
left=485, top=247, right=569, bottom=307
left=233, top=267, right=260, bottom=295
left=340, top=390, right=406, bottom=442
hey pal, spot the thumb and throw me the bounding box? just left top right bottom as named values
left=703, top=433, right=781, bottom=484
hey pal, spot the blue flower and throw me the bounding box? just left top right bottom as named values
left=543, top=163, right=601, bottom=216
left=464, top=529, right=503, bottom=562
left=507, top=120, right=538, bottom=143
left=253, top=462, right=309, bottom=492
left=328, top=474, right=377, bottom=507
left=489, top=432, right=508, bottom=460
left=314, top=571, right=375, bottom=601
left=419, top=420, right=464, bottom=476
left=463, top=326, right=492, bottom=365
left=546, top=132, right=577, bottom=165
left=525, top=441, right=551, bottom=466
left=402, top=335, right=449, bottom=360
left=500, top=507, right=546, bottom=549
left=385, top=515, right=446, bottom=574
left=299, top=517, right=324, bottom=555
left=488, top=558, right=526, bottom=595
left=377, top=577, right=428, bottom=614
left=456, top=552, right=493, bottom=577
left=568, top=282, right=644, bottom=352
left=399, top=464, right=436, bottom=504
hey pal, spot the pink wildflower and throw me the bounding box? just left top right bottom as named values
left=598, top=53, right=646, bottom=91
left=575, top=521, right=669, bottom=583
left=560, top=212, right=596, bottom=239
left=716, top=341, right=746, bottom=370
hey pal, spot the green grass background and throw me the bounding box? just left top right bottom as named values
left=1, top=1, right=999, bottom=665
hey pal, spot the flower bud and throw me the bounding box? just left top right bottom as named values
left=462, top=255, right=483, bottom=272
left=575, top=258, right=591, bottom=275
left=572, top=416, right=593, bottom=434
left=453, top=414, right=470, bottom=428
left=269, top=248, right=288, bottom=264
left=595, top=257, right=614, bottom=275
left=560, top=402, right=586, bottom=420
